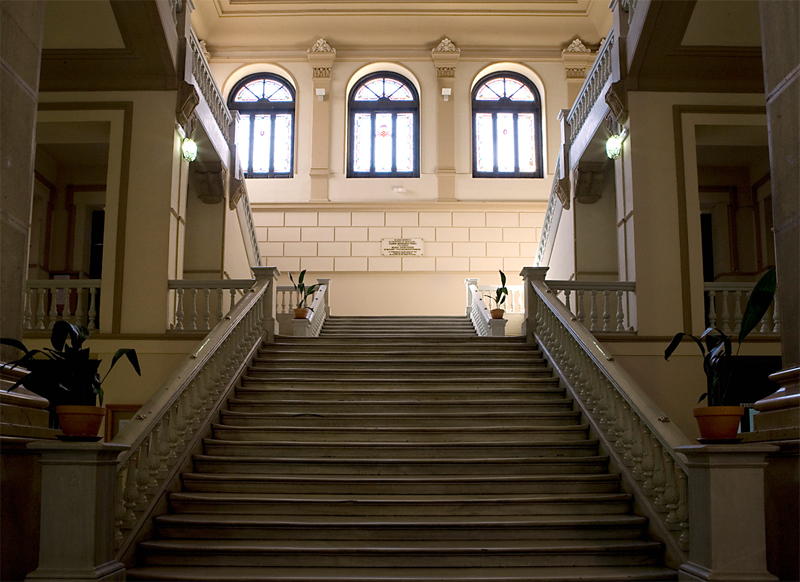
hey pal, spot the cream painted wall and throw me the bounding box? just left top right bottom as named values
left=574, top=163, right=618, bottom=279
left=224, top=202, right=255, bottom=280
left=546, top=204, right=576, bottom=281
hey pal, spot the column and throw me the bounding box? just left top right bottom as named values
left=307, top=39, right=336, bottom=202
left=431, top=38, right=460, bottom=201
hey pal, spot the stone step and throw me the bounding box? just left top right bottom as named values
left=255, top=351, right=544, bottom=361
left=180, top=473, right=624, bottom=496
left=202, top=440, right=600, bottom=459
left=244, top=368, right=552, bottom=379
left=169, top=491, right=633, bottom=516
left=209, top=424, right=590, bottom=442
left=226, top=398, right=575, bottom=414
left=251, top=356, right=546, bottom=367
left=152, top=513, right=649, bottom=541
left=261, top=343, right=538, bottom=353
left=273, top=336, right=527, bottom=345
left=138, top=538, right=664, bottom=568
left=126, top=564, right=678, bottom=581
left=191, top=455, right=609, bottom=475
left=217, top=410, right=583, bottom=428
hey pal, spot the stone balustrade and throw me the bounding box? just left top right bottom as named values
left=705, top=282, right=780, bottom=335
left=547, top=280, right=637, bottom=333
left=566, top=30, right=614, bottom=144
left=168, top=279, right=256, bottom=331
left=23, top=279, right=102, bottom=331
left=291, top=280, right=330, bottom=337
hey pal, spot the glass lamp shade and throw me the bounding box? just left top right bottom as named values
left=606, top=134, right=623, bottom=160
left=181, top=138, right=198, bottom=162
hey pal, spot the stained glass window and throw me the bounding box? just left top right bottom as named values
left=472, top=72, right=542, bottom=178
left=348, top=73, right=419, bottom=178
left=227, top=73, right=295, bottom=178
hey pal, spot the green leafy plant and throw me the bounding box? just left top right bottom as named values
left=664, top=268, right=777, bottom=407
left=1, top=321, right=141, bottom=428
left=288, top=270, right=320, bottom=310
left=485, top=270, right=508, bottom=309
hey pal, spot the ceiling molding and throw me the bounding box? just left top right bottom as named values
left=207, top=46, right=566, bottom=62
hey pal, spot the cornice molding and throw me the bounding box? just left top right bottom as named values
left=250, top=200, right=550, bottom=212
left=208, top=46, right=565, bottom=62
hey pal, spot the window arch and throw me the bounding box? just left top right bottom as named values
left=348, top=72, right=420, bottom=178
left=472, top=72, right=543, bottom=178
left=228, top=73, right=295, bottom=178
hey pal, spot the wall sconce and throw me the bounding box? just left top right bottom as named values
left=441, top=88, right=452, bottom=102
left=316, top=88, right=326, bottom=102
left=181, top=138, right=198, bottom=162
left=605, top=127, right=628, bottom=160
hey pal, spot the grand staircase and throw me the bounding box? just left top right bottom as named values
left=127, top=316, right=677, bottom=581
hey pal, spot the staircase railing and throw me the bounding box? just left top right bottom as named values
left=168, top=279, right=255, bottom=331
left=566, top=29, right=614, bottom=145
left=466, top=279, right=491, bottom=336
left=110, top=267, right=278, bottom=563
left=547, top=280, right=636, bottom=333
left=705, top=282, right=780, bottom=335
left=522, top=267, right=692, bottom=566
left=187, top=28, right=232, bottom=146
left=290, top=279, right=330, bottom=337
left=475, top=284, right=525, bottom=314
left=23, top=279, right=102, bottom=331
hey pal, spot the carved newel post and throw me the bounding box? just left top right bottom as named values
left=26, top=442, right=129, bottom=582
left=520, top=266, right=549, bottom=343
left=252, top=266, right=280, bottom=343
left=676, top=444, right=779, bottom=582
left=489, top=318, right=507, bottom=337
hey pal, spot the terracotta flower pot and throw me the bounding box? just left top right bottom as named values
left=56, top=405, right=105, bottom=437
left=293, top=307, right=310, bottom=319
left=490, top=308, right=505, bottom=320
left=693, top=406, right=745, bottom=441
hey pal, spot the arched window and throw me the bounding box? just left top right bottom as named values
left=348, top=72, right=420, bottom=178
left=228, top=73, right=295, bottom=178
left=472, top=72, right=543, bottom=178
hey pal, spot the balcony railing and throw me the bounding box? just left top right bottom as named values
left=188, top=29, right=232, bottom=146
left=168, top=279, right=255, bottom=331
left=566, top=30, right=614, bottom=145
left=23, top=280, right=102, bottom=331
left=705, top=282, right=780, bottom=335
left=548, top=280, right=637, bottom=333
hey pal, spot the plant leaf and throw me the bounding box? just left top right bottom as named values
left=739, top=267, right=777, bottom=344
left=110, top=349, right=141, bottom=376
left=665, top=332, right=705, bottom=360
left=698, top=393, right=708, bottom=404
left=0, top=338, right=29, bottom=354
left=499, top=270, right=506, bottom=287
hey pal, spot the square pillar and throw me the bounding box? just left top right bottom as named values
left=431, top=38, right=460, bottom=201
left=307, top=39, right=336, bottom=202
left=489, top=318, right=507, bottom=337
left=252, top=266, right=280, bottom=342
left=26, top=442, right=129, bottom=582
left=520, top=266, right=549, bottom=343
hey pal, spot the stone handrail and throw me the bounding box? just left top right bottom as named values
left=239, top=188, right=262, bottom=267
left=111, top=268, right=278, bottom=563
left=466, top=280, right=491, bottom=336
left=535, top=153, right=562, bottom=267
left=566, top=30, right=614, bottom=144
left=705, top=282, right=780, bottom=335
left=475, top=285, right=525, bottom=314
left=168, top=279, right=256, bottom=331
left=24, top=279, right=102, bottom=331
left=522, top=267, right=691, bottom=565
left=188, top=28, right=232, bottom=146
left=547, top=280, right=636, bottom=332
left=292, top=281, right=330, bottom=337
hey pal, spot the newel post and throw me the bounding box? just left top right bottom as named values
left=520, top=266, right=548, bottom=343
left=317, top=278, right=331, bottom=316
left=675, top=444, right=779, bottom=582
left=26, top=442, right=129, bottom=582
left=252, top=266, right=280, bottom=343
left=465, top=278, right=479, bottom=316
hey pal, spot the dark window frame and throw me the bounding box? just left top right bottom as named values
left=347, top=72, right=420, bottom=178
left=472, top=72, right=543, bottom=179
left=228, top=73, right=296, bottom=179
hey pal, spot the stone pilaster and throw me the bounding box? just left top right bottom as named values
left=431, top=38, right=460, bottom=201
left=561, top=38, right=594, bottom=107
left=307, top=39, right=336, bottom=202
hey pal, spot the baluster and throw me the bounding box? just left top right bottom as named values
left=621, top=402, right=635, bottom=466
left=602, top=290, right=611, bottom=331
left=641, top=429, right=656, bottom=497
left=66, top=288, right=76, bottom=324
left=720, top=290, right=731, bottom=333
left=612, top=393, right=626, bottom=451
left=165, top=411, right=179, bottom=465
left=663, top=454, right=681, bottom=530
left=563, top=289, right=572, bottom=314
left=145, top=433, right=161, bottom=497
left=75, top=288, right=85, bottom=327
left=772, top=294, right=780, bottom=333
left=155, top=419, right=170, bottom=481
left=202, top=366, right=216, bottom=411
left=677, top=469, right=690, bottom=552
left=707, top=290, right=717, bottom=329
left=88, top=287, right=98, bottom=330
left=175, top=289, right=185, bottom=330
left=589, top=290, right=598, bottom=331
left=122, top=457, right=139, bottom=529
left=135, top=444, right=150, bottom=512
left=191, top=381, right=205, bottom=431
left=114, top=471, right=126, bottom=549
left=180, top=391, right=196, bottom=440
left=202, top=288, right=211, bottom=330
left=651, top=440, right=668, bottom=512
left=23, top=289, right=34, bottom=330
left=187, top=288, right=198, bottom=330
left=174, top=399, right=187, bottom=449
left=279, top=290, right=286, bottom=314
left=630, top=415, right=645, bottom=480
left=48, top=288, right=59, bottom=328
left=733, top=290, right=744, bottom=333
left=576, top=290, right=585, bottom=326
left=216, top=288, right=224, bottom=325
left=35, top=288, right=47, bottom=329
left=759, top=300, right=771, bottom=333
left=229, top=288, right=237, bottom=314
left=616, top=290, right=625, bottom=331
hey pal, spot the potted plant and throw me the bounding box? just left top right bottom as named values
left=288, top=270, right=320, bottom=319
left=485, top=270, right=509, bottom=319
left=1, top=321, right=140, bottom=437
left=665, top=268, right=777, bottom=440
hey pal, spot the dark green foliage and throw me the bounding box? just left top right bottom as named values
left=289, top=270, right=321, bottom=310
left=1, top=321, right=141, bottom=428
left=664, top=268, right=777, bottom=407
left=486, top=270, right=509, bottom=309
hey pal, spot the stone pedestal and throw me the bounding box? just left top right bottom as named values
left=292, top=317, right=311, bottom=337
left=676, top=444, right=778, bottom=582
left=252, top=266, right=280, bottom=342
left=26, top=442, right=129, bottom=582
left=519, top=267, right=549, bottom=343
left=489, top=318, right=507, bottom=337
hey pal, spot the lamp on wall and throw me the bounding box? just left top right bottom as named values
left=181, top=138, right=198, bottom=162
left=441, top=88, right=452, bottom=102
left=316, top=88, right=326, bottom=102
left=605, top=127, right=628, bottom=160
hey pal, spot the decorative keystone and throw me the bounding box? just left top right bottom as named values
left=432, top=37, right=460, bottom=77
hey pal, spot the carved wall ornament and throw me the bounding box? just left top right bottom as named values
left=437, top=67, right=456, bottom=78
left=308, top=38, right=336, bottom=54
left=572, top=162, right=607, bottom=205
left=566, top=68, right=587, bottom=79
left=563, top=38, right=591, bottom=54
left=554, top=177, right=570, bottom=210
left=198, top=40, right=211, bottom=62
left=604, top=79, right=629, bottom=125
left=313, top=68, right=331, bottom=78
left=433, top=37, right=460, bottom=53
left=229, top=176, right=246, bottom=209
left=176, top=81, right=200, bottom=134
left=194, top=163, right=227, bottom=205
